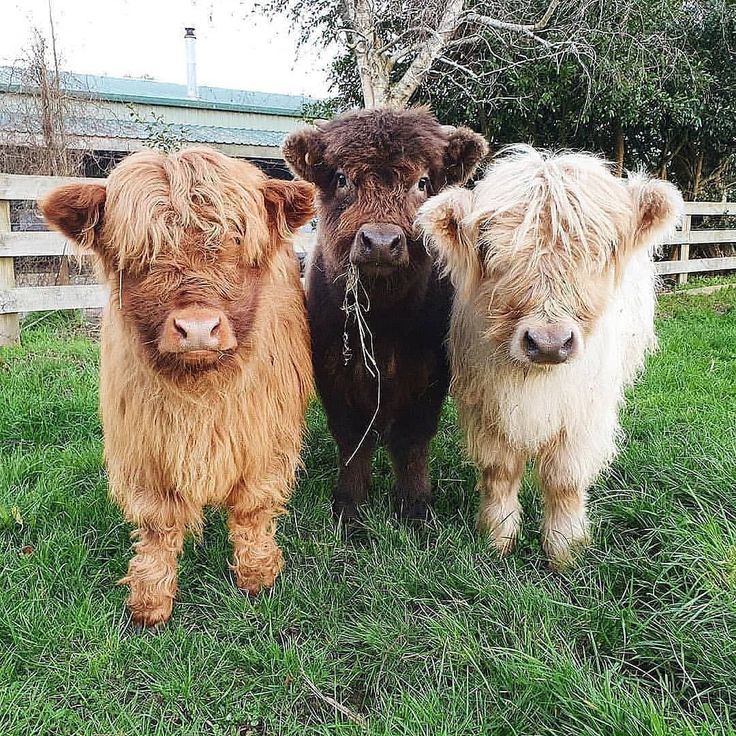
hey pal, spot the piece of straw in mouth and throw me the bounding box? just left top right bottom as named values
left=341, top=263, right=381, bottom=465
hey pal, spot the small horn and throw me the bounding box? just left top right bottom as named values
left=304, top=151, right=311, bottom=165
left=440, top=125, right=457, bottom=135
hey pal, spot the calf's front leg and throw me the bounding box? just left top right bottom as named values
left=536, top=438, right=595, bottom=568
left=120, top=522, right=185, bottom=628
left=332, top=429, right=376, bottom=521
left=475, top=432, right=526, bottom=555
left=389, top=439, right=432, bottom=520
left=227, top=484, right=286, bottom=596
left=387, top=391, right=446, bottom=521
left=319, top=380, right=378, bottom=520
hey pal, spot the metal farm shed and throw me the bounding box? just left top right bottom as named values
left=0, top=62, right=313, bottom=177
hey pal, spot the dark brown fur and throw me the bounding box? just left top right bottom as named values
left=284, top=109, right=487, bottom=520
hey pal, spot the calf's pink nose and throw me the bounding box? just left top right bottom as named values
left=160, top=307, right=237, bottom=354
left=174, top=314, right=221, bottom=349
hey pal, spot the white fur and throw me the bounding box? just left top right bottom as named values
left=419, top=146, right=681, bottom=565
left=453, top=247, right=657, bottom=489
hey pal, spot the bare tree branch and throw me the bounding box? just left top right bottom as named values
left=466, top=1, right=560, bottom=32
left=385, top=0, right=465, bottom=108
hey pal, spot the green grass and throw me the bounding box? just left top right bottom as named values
left=670, top=272, right=736, bottom=292
left=1, top=293, right=735, bottom=736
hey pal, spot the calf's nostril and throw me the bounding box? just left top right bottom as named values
left=563, top=333, right=574, bottom=350
left=360, top=231, right=373, bottom=251
left=174, top=319, right=188, bottom=340
left=523, top=330, right=538, bottom=354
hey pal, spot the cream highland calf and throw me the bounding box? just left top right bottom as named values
left=418, top=146, right=683, bottom=567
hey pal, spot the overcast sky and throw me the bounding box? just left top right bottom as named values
left=1, top=0, right=333, bottom=98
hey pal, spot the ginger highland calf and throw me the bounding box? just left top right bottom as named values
left=418, top=146, right=682, bottom=566
left=42, top=147, right=314, bottom=626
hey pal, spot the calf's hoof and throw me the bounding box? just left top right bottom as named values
left=544, top=536, right=591, bottom=571
left=478, top=504, right=522, bottom=557
left=236, top=570, right=280, bottom=597
left=332, top=497, right=361, bottom=523
left=394, top=495, right=431, bottom=523
left=127, top=597, right=173, bottom=629
left=233, top=545, right=284, bottom=596
left=542, top=519, right=591, bottom=570
left=132, top=620, right=167, bottom=635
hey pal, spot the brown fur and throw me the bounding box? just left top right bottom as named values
left=284, top=109, right=488, bottom=520
left=41, top=147, right=315, bottom=626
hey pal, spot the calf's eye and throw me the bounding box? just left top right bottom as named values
left=418, top=176, right=430, bottom=193
left=336, top=172, right=348, bottom=189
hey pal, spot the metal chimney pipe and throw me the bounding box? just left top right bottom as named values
left=184, top=27, right=197, bottom=99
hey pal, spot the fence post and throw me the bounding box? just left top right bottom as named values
left=677, top=213, right=692, bottom=286
left=0, top=200, right=20, bottom=346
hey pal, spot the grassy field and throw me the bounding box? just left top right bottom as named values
left=1, top=289, right=735, bottom=736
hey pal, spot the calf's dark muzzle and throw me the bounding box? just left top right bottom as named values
left=350, top=223, right=409, bottom=271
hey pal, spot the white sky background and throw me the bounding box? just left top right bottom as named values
left=1, top=0, right=333, bottom=98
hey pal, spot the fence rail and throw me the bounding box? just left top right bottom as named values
left=1, top=173, right=734, bottom=346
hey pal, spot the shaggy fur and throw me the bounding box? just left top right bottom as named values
left=418, top=145, right=682, bottom=565
left=283, top=109, right=487, bottom=520
left=41, top=147, right=314, bottom=626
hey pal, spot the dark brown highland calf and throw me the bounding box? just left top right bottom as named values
left=284, top=109, right=487, bottom=520
left=41, top=147, right=314, bottom=627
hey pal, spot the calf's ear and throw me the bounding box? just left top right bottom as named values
left=282, top=127, right=329, bottom=186
left=442, top=127, right=489, bottom=185
left=416, top=187, right=481, bottom=298
left=39, top=183, right=106, bottom=252
left=628, top=175, right=683, bottom=249
left=262, top=179, right=316, bottom=242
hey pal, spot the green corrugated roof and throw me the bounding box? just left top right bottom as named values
left=0, top=110, right=288, bottom=148
left=0, top=66, right=313, bottom=117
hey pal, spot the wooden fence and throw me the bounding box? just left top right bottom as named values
left=1, top=172, right=735, bottom=346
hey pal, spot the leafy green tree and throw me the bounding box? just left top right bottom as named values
left=291, top=0, right=734, bottom=196
left=259, top=0, right=606, bottom=109
left=420, top=0, right=735, bottom=196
